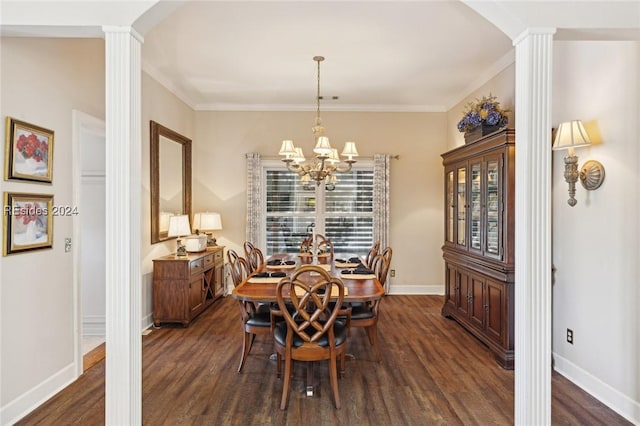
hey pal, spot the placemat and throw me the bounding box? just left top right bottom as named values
left=294, top=286, right=348, bottom=296
left=248, top=277, right=285, bottom=284
left=340, top=273, right=377, bottom=279
left=334, top=262, right=360, bottom=268
left=266, top=264, right=296, bottom=270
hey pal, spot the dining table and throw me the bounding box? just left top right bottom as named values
left=231, top=253, right=385, bottom=396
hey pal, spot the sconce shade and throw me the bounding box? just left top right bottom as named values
left=552, top=120, right=592, bottom=152
left=193, top=212, right=222, bottom=232
left=167, top=214, right=191, bottom=238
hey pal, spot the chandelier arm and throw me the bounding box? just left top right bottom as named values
left=284, top=161, right=302, bottom=174
left=333, top=162, right=354, bottom=174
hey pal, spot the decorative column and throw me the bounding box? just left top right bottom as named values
left=102, top=26, right=143, bottom=425
left=513, top=28, right=555, bottom=425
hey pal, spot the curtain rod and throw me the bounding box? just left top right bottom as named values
left=258, top=154, right=399, bottom=161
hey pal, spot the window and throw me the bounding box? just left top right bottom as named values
left=263, top=162, right=374, bottom=256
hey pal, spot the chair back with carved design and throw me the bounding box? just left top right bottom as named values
left=300, top=234, right=334, bottom=257
left=273, top=265, right=347, bottom=410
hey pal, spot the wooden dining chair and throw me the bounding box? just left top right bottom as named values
left=364, top=240, right=380, bottom=269
left=273, top=265, right=348, bottom=410
left=300, top=234, right=334, bottom=262
left=233, top=256, right=274, bottom=373
left=228, top=249, right=246, bottom=288
left=348, top=247, right=392, bottom=362
left=243, top=241, right=264, bottom=273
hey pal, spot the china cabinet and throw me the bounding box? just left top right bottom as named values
left=441, top=128, right=515, bottom=369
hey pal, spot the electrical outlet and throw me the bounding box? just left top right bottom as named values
left=566, top=328, right=573, bottom=344
left=390, top=269, right=395, bottom=277
left=65, top=238, right=72, bottom=253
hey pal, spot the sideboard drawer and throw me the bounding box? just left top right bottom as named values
left=190, top=258, right=203, bottom=275
left=203, top=254, right=214, bottom=269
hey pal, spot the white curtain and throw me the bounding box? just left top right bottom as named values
left=373, top=154, right=391, bottom=249
left=245, top=152, right=262, bottom=244
left=373, top=154, right=391, bottom=290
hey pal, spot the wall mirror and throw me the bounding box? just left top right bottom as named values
left=150, top=120, right=192, bottom=244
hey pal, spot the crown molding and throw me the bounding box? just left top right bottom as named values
left=193, top=103, right=446, bottom=112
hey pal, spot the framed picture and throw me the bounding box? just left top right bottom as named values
left=3, top=192, right=53, bottom=255
left=4, top=117, right=54, bottom=183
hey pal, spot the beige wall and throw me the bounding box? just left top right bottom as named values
left=141, top=72, right=196, bottom=325
left=0, top=37, right=104, bottom=409
left=446, top=63, right=516, bottom=150
left=551, top=40, right=640, bottom=418
left=193, top=110, right=448, bottom=292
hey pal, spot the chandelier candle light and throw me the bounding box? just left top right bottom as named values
left=278, top=56, right=358, bottom=189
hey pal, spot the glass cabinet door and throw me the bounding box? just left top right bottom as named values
left=456, top=167, right=466, bottom=246
left=485, top=157, right=501, bottom=257
left=446, top=170, right=454, bottom=243
left=470, top=162, right=481, bottom=251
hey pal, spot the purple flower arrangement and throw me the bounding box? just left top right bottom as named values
left=457, top=94, right=509, bottom=133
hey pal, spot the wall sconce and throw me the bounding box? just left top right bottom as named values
left=552, top=120, right=605, bottom=206
left=193, top=212, right=222, bottom=246
left=167, top=214, right=192, bottom=256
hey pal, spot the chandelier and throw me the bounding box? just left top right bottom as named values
left=278, top=56, right=358, bottom=190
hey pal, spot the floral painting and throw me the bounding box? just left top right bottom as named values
left=3, top=192, right=53, bottom=255
left=4, top=117, right=54, bottom=183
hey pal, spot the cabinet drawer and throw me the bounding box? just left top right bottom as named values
left=213, top=250, right=223, bottom=262
left=203, top=254, right=214, bottom=269
left=190, top=259, right=204, bottom=275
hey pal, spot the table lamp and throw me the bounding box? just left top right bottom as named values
left=167, top=214, right=191, bottom=256
left=193, top=212, right=222, bottom=246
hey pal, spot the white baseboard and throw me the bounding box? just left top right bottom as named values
left=82, top=315, right=105, bottom=336
left=388, top=284, right=444, bottom=295
left=0, top=363, right=77, bottom=426
left=141, top=313, right=154, bottom=332
left=553, top=352, right=640, bottom=424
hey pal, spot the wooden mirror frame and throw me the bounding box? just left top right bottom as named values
left=150, top=120, right=192, bottom=244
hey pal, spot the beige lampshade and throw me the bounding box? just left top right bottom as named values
left=279, top=140, right=296, bottom=157
left=341, top=141, right=359, bottom=160
left=553, top=120, right=592, bottom=152
left=327, top=148, right=340, bottom=164
left=292, top=147, right=306, bottom=163
left=313, top=136, right=333, bottom=156
left=192, top=212, right=222, bottom=232
left=167, top=214, right=191, bottom=238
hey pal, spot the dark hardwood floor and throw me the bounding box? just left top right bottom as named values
left=17, top=295, right=630, bottom=425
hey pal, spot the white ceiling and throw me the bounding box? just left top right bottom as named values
left=141, top=1, right=514, bottom=112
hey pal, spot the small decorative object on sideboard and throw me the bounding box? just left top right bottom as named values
left=457, top=94, right=509, bottom=144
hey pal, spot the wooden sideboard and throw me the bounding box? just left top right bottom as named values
left=153, top=245, right=224, bottom=326
left=441, top=129, right=515, bottom=369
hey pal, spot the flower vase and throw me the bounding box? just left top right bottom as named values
left=464, top=124, right=500, bottom=144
